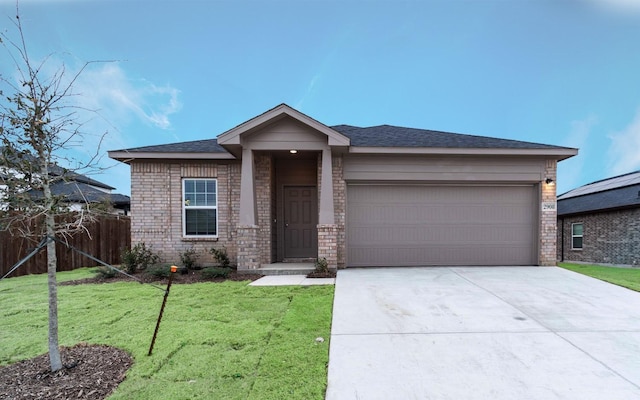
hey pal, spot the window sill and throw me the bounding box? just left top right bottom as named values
left=182, top=237, right=219, bottom=242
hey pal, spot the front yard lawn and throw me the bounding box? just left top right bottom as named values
left=0, top=268, right=334, bottom=399
left=558, top=263, right=640, bottom=292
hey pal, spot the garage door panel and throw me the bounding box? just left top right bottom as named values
left=347, top=185, right=536, bottom=266
left=350, top=225, right=532, bottom=245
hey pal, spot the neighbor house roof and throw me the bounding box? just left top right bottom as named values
left=0, top=146, right=115, bottom=190
left=28, top=181, right=131, bottom=205
left=109, top=104, right=577, bottom=162
left=557, top=170, right=640, bottom=216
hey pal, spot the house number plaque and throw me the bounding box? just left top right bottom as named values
left=542, top=202, right=556, bottom=211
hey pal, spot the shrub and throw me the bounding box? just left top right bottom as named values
left=120, top=242, right=160, bottom=273
left=314, top=257, right=329, bottom=274
left=202, top=266, right=231, bottom=279
left=179, top=247, right=200, bottom=270
left=210, top=247, right=231, bottom=268
left=94, top=266, right=117, bottom=279
left=120, top=247, right=138, bottom=274
left=146, top=264, right=172, bottom=278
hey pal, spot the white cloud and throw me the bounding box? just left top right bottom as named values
left=587, top=0, right=640, bottom=13
left=557, top=115, right=597, bottom=194
left=608, top=109, right=640, bottom=175
left=74, top=63, right=182, bottom=131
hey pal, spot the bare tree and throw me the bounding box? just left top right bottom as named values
left=0, top=9, right=108, bottom=372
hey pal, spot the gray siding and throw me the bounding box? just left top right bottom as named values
left=343, top=154, right=547, bottom=182
left=244, top=117, right=328, bottom=151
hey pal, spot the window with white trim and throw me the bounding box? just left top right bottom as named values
left=571, top=223, right=583, bottom=250
left=182, top=179, right=217, bottom=237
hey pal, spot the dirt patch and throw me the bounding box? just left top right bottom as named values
left=0, top=343, right=132, bottom=400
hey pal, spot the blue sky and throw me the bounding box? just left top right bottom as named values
left=2, top=0, right=640, bottom=196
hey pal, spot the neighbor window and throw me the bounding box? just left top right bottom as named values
left=571, top=223, right=583, bottom=250
left=183, top=179, right=217, bottom=237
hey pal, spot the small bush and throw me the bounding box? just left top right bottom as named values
left=146, top=264, right=172, bottom=278
left=210, top=247, right=231, bottom=268
left=94, top=266, right=117, bottom=279
left=121, top=248, right=138, bottom=274
left=180, top=247, right=200, bottom=270
left=314, top=257, right=329, bottom=274
left=120, top=242, right=161, bottom=273
left=202, top=266, right=231, bottom=279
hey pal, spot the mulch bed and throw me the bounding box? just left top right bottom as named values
left=0, top=343, right=133, bottom=400
left=60, top=268, right=264, bottom=286
left=306, top=270, right=337, bottom=278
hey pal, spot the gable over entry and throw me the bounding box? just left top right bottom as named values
left=108, top=103, right=577, bottom=271
left=216, top=105, right=350, bottom=268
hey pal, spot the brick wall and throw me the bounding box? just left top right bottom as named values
left=255, top=154, right=272, bottom=264
left=130, top=160, right=240, bottom=266
left=318, top=224, right=338, bottom=269
left=558, top=208, right=640, bottom=266
left=539, top=160, right=557, bottom=266
left=332, top=154, right=346, bottom=268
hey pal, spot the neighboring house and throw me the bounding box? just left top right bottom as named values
left=33, top=176, right=131, bottom=216
left=557, top=171, right=640, bottom=266
left=0, top=148, right=130, bottom=215
left=108, top=104, right=577, bottom=271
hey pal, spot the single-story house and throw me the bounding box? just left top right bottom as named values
left=108, top=104, right=577, bottom=271
left=557, top=170, right=640, bottom=266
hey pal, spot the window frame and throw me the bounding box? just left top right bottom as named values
left=182, top=178, right=218, bottom=238
left=571, top=222, right=583, bottom=250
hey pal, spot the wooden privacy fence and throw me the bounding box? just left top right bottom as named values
left=1, top=215, right=131, bottom=278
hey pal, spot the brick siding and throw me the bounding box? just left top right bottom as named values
left=558, top=208, right=640, bottom=266
left=332, top=154, right=347, bottom=268
left=539, top=160, right=557, bottom=266
left=130, top=160, right=240, bottom=266
left=255, top=154, right=273, bottom=264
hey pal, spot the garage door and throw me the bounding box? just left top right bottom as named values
left=347, top=185, right=537, bottom=266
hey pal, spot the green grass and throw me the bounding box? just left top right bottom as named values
left=0, top=268, right=334, bottom=399
left=558, top=263, right=640, bottom=292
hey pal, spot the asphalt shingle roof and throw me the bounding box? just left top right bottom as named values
left=557, top=171, right=640, bottom=216
left=114, top=124, right=570, bottom=155
left=28, top=181, right=130, bottom=205
left=0, top=146, right=114, bottom=190
left=331, top=124, right=568, bottom=149
left=558, top=184, right=640, bottom=216
left=113, top=139, right=227, bottom=154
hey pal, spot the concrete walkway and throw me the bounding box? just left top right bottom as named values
left=249, top=275, right=335, bottom=286
left=326, top=267, right=640, bottom=400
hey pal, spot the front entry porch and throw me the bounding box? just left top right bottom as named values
left=235, top=149, right=338, bottom=272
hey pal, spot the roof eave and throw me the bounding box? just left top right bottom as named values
left=348, top=146, right=578, bottom=159
left=558, top=203, right=640, bottom=217
left=108, top=151, right=236, bottom=163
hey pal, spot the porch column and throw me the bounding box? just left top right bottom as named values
left=237, top=148, right=260, bottom=270
left=319, top=148, right=335, bottom=224
left=239, top=148, right=256, bottom=226
left=318, top=148, right=337, bottom=269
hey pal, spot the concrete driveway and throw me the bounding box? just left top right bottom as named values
left=326, top=267, right=640, bottom=400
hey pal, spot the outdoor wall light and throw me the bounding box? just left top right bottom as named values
left=289, top=150, right=298, bottom=154
left=545, top=178, right=554, bottom=185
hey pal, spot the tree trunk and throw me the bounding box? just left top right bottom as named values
left=46, top=214, right=62, bottom=372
